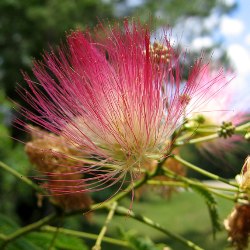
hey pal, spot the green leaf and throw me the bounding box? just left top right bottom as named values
left=0, top=213, right=19, bottom=234
left=189, top=184, right=221, bottom=238
left=0, top=214, right=88, bottom=250
left=54, top=232, right=88, bottom=250
left=206, top=201, right=221, bottom=239
left=5, top=240, right=43, bottom=250
left=0, top=214, right=42, bottom=250
left=26, top=231, right=88, bottom=250
left=119, top=228, right=170, bottom=250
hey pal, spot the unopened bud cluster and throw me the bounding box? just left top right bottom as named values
left=218, top=121, right=235, bottom=138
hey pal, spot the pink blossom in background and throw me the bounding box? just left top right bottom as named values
left=18, top=20, right=229, bottom=195
left=187, top=67, right=249, bottom=155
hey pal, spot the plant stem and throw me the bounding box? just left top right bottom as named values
left=41, top=225, right=130, bottom=248
left=147, top=179, right=238, bottom=192
left=113, top=205, right=204, bottom=250
left=175, top=134, right=218, bottom=146
left=0, top=213, right=57, bottom=248
left=48, top=226, right=60, bottom=250
left=207, top=189, right=236, bottom=201
left=0, top=234, right=7, bottom=240
left=0, top=161, right=44, bottom=193
left=161, top=168, right=237, bottom=201
left=235, top=121, right=250, bottom=131
left=201, top=183, right=238, bottom=192
left=193, top=128, right=217, bottom=133
left=172, top=155, right=238, bottom=187
left=92, top=202, right=117, bottom=250
left=147, top=180, right=186, bottom=187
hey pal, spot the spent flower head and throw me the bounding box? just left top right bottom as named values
left=25, top=126, right=92, bottom=211
left=224, top=204, right=250, bottom=250
left=18, top=20, right=229, bottom=197
left=236, top=156, right=250, bottom=192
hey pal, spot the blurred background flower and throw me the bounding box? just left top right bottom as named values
left=185, top=67, right=249, bottom=156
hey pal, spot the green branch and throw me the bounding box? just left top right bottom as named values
left=147, top=179, right=186, bottom=187
left=161, top=168, right=237, bottom=201
left=235, top=121, right=250, bottom=132
left=0, top=161, right=44, bottom=193
left=147, top=179, right=238, bottom=193
left=92, top=202, right=117, bottom=250
left=179, top=133, right=218, bottom=145
left=0, top=213, right=57, bottom=248
left=41, top=225, right=130, bottom=248
left=172, top=155, right=238, bottom=187
left=0, top=234, right=7, bottom=240
left=113, top=205, right=204, bottom=250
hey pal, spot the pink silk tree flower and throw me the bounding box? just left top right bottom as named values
left=186, top=66, right=248, bottom=155
left=18, top=20, right=228, bottom=195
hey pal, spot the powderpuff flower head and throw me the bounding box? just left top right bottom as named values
left=18, top=20, right=228, bottom=195
left=186, top=67, right=248, bottom=155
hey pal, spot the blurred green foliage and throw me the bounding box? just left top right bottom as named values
left=0, top=0, right=236, bottom=99
left=120, top=0, right=236, bottom=24
left=0, top=214, right=89, bottom=249
left=0, top=0, right=113, bottom=99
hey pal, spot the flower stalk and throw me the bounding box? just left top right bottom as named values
left=162, top=167, right=238, bottom=201
left=172, top=155, right=238, bottom=187
left=41, top=225, right=130, bottom=248
left=147, top=179, right=238, bottom=192
left=0, top=213, right=57, bottom=248
left=92, top=202, right=118, bottom=250
left=0, top=161, right=44, bottom=194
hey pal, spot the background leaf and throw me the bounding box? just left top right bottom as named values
left=189, top=184, right=221, bottom=238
